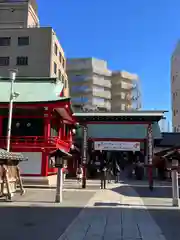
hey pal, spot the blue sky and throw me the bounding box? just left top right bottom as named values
left=37, top=0, right=179, bottom=126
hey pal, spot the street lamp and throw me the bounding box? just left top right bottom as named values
left=6, top=69, right=19, bottom=152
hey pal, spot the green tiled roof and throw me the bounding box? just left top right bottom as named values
left=0, top=78, right=69, bottom=103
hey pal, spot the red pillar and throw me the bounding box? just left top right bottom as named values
left=82, top=124, right=88, bottom=188
left=0, top=116, right=3, bottom=148
left=41, top=108, right=51, bottom=176
left=147, top=123, right=154, bottom=190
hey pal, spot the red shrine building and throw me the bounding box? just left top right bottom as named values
left=0, top=78, right=77, bottom=185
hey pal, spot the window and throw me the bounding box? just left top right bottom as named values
left=18, top=36, right=29, bottom=46
left=72, top=85, right=90, bottom=92
left=54, top=43, right=58, bottom=55
left=71, top=75, right=90, bottom=82
left=92, top=97, right=104, bottom=104
left=173, top=93, right=175, bottom=100
left=173, top=109, right=178, bottom=116
left=54, top=62, right=57, bottom=74
left=121, top=92, right=126, bottom=99
left=62, top=58, right=65, bottom=68
left=71, top=97, right=89, bottom=104
left=64, top=79, right=67, bottom=88
left=59, top=52, right=62, bottom=63
left=93, top=86, right=104, bottom=92
left=58, top=69, right=61, bottom=80
left=0, top=37, right=11, bottom=46
left=121, top=103, right=126, bottom=110
left=16, top=56, right=28, bottom=65
left=61, top=75, right=64, bottom=83
left=0, top=57, right=9, bottom=66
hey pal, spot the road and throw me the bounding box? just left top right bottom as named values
left=0, top=189, right=96, bottom=240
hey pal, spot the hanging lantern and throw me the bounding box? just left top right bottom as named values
left=72, top=129, right=76, bottom=134
left=27, top=123, right=31, bottom=127
left=16, top=122, right=20, bottom=128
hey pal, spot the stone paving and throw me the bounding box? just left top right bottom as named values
left=58, top=183, right=166, bottom=240
left=24, top=179, right=103, bottom=191
left=0, top=189, right=96, bottom=240
left=131, top=182, right=180, bottom=240
left=0, top=180, right=177, bottom=240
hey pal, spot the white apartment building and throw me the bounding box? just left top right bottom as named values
left=67, top=58, right=112, bottom=111
left=67, top=57, right=141, bottom=112
left=111, top=70, right=141, bottom=111
left=171, top=41, right=180, bottom=131
left=0, top=0, right=69, bottom=97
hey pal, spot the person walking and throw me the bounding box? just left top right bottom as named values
left=62, top=164, right=68, bottom=182
left=113, top=159, right=121, bottom=183
left=76, top=164, right=83, bottom=184
left=107, top=161, right=113, bottom=183
left=100, top=153, right=107, bottom=189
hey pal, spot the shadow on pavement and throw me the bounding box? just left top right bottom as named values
left=94, top=202, right=174, bottom=208
left=146, top=207, right=180, bottom=240
left=0, top=205, right=179, bottom=240
left=111, top=184, right=175, bottom=198
left=0, top=205, right=82, bottom=240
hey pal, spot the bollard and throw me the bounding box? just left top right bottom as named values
left=171, top=159, right=179, bottom=207
left=82, top=164, right=86, bottom=189
left=55, top=168, right=63, bottom=203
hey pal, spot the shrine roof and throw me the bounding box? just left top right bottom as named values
left=0, top=78, right=69, bottom=104
left=73, top=111, right=167, bottom=122
left=0, top=149, right=27, bottom=161
left=156, top=132, right=180, bottom=147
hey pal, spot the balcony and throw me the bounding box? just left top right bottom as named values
left=92, top=76, right=111, bottom=88
left=93, top=90, right=111, bottom=99
left=0, top=136, right=71, bottom=153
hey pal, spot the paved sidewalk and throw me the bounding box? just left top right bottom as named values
left=58, top=184, right=166, bottom=240
left=0, top=189, right=96, bottom=240
left=23, top=179, right=103, bottom=191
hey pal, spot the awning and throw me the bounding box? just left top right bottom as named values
left=0, top=149, right=27, bottom=161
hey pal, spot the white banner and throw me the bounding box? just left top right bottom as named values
left=94, top=141, right=140, bottom=151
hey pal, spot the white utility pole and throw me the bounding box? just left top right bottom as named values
left=7, top=69, right=19, bottom=152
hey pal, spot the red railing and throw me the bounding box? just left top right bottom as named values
left=0, top=136, right=72, bottom=152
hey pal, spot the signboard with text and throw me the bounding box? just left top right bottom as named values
left=94, top=141, right=140, bottom=151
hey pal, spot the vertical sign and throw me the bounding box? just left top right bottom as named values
left=82, top=126, right=87, bottom=164
left=147, top=123, right=153, bottom=165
